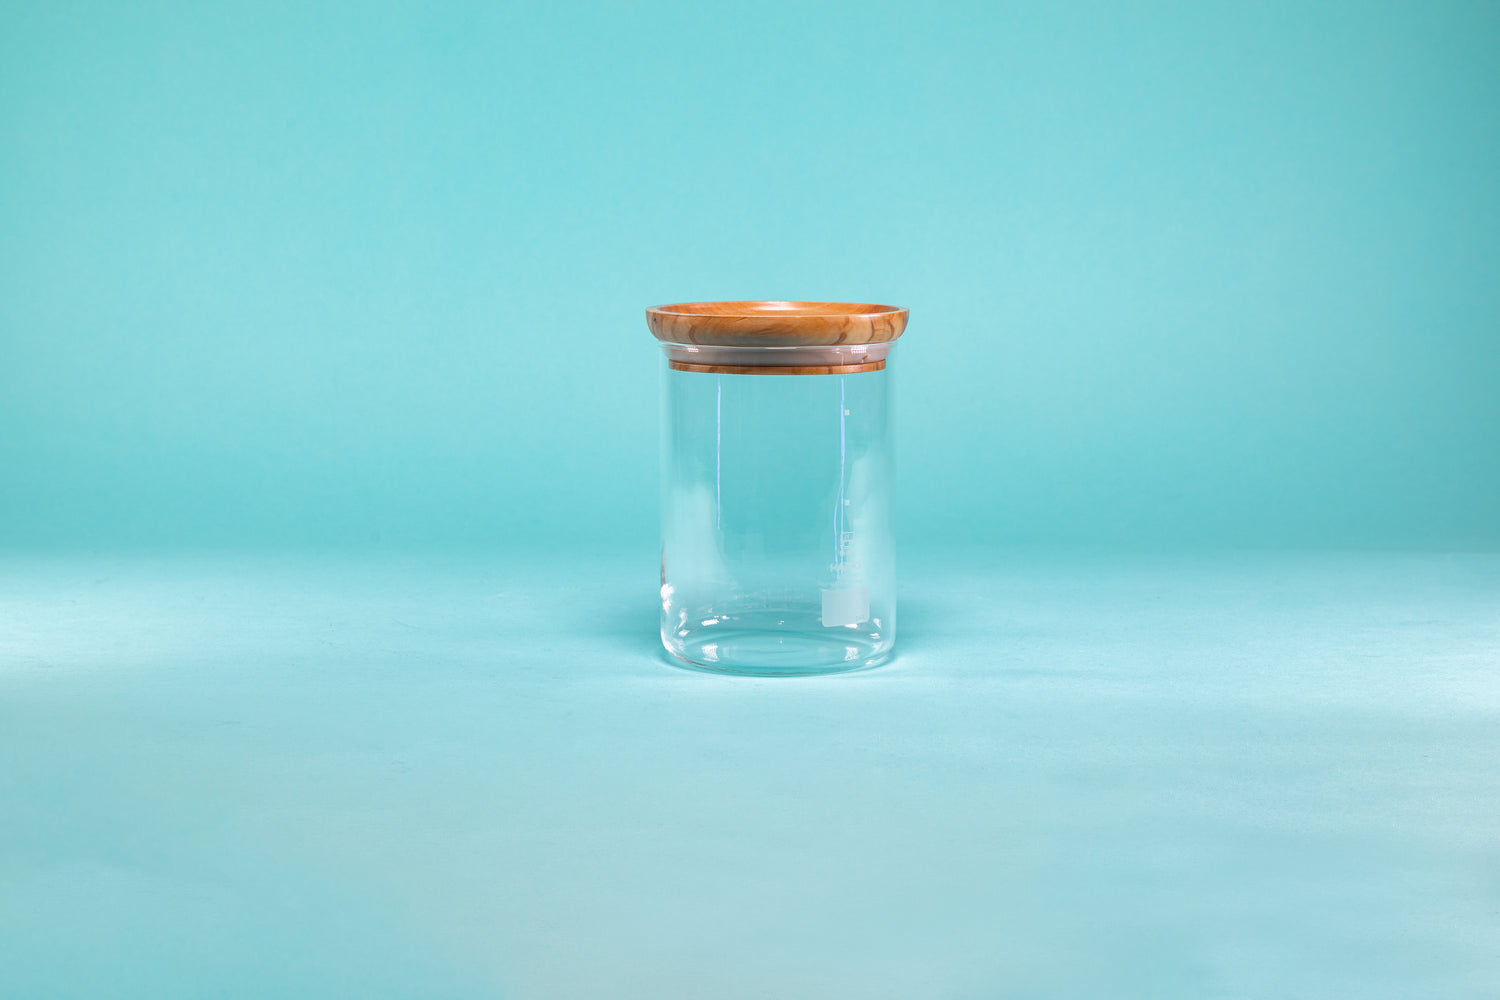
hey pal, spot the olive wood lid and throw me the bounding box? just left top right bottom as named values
left=646, top=301, right=908, bottom=374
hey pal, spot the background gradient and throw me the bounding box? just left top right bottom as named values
left=5, top=5, right=1500, bottom=998
left=4, top=0, right=1497, bottom=553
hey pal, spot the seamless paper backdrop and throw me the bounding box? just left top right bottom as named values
left=3, top=0, right=1497, bottom=552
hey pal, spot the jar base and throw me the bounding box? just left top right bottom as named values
left=661, top=611, right=892, bottom=677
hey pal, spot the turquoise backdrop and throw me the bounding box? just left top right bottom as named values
left=5, top=6, right=1500, bottom=998
left=3, top=1, right=1498, bottom=552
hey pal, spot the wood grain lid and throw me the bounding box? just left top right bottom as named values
left=646, top=301, right=908, bottom=348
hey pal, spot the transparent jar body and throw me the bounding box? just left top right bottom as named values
left=660, top=356, right=895, bottom=675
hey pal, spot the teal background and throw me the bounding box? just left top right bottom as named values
left=3, top=1, right=1498, bottom=551
left=5, top=6, right=1500, bottom=999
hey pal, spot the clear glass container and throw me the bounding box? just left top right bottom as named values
left=648, top=301, right=908, bottom=676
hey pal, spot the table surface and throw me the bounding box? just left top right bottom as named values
left=2, top=551, right=1497, bottom=999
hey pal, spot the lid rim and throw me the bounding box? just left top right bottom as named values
left=649, top=300, right=906, bottom=318
left=645, top=300, right=908, bottom=348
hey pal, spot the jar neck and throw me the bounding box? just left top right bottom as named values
left=661, top=342, right=892, bottom=375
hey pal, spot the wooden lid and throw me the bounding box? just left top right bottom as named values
left=646, top=301, right=908, bottom=347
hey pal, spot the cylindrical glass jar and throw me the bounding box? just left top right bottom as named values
left=648, top=301, right=907, bottom=676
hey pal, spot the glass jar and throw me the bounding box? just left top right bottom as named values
left=648, top=301, right=908, bottom=675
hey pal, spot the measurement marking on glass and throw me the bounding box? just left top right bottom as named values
left=836, top=377, right=846, bottom=568
left=715, top=375, right=722, bottom=530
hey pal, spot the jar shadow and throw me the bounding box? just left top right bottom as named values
left=583, top=597, right=667, bottom=659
